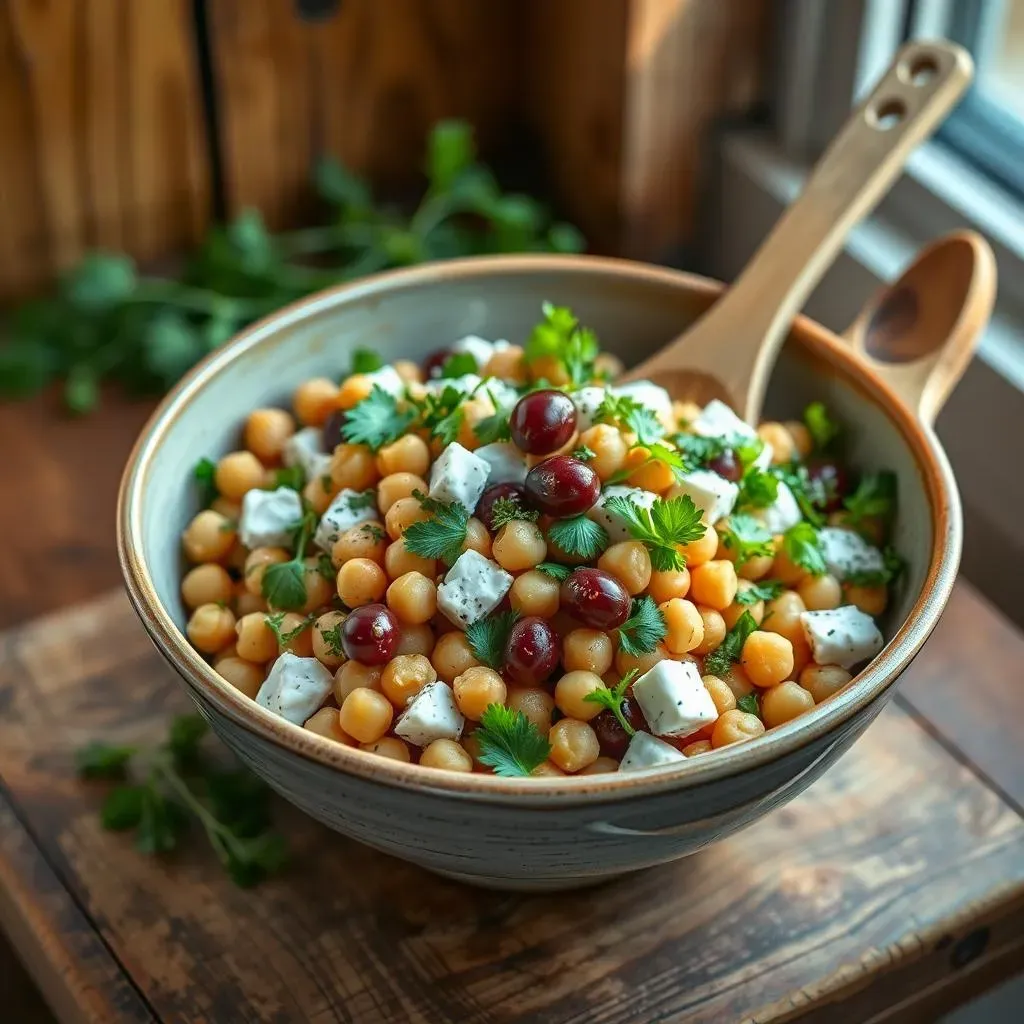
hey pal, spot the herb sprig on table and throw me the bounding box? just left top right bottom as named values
left=76, top=715, right=288, bottom=887
left=0, top=120, right=583, bottom=414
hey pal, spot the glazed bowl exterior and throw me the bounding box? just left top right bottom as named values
left=118, top=255, right=959, bottom=891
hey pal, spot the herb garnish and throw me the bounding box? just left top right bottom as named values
left=466, top=610, right=520, bottom=669
left=194, top=457, right=217, bottom=507
left=845, top=546, right=905, bottom=588
left=571, top=445, right=596, bottom=462
left=490, top=497, right=540, bottom=529
left=547, top=515, right=609, bottom=560
left=264, top=611, right=315, bottom=648
left=271, top=464, right=306, bottom=491
left=804, top=401, right=840, bottom=452
left=535, top=562, right=571, bottom=581
left=261, top=508, right=317, bottom=610
left=440, top=352, right=478, bottom=378
left=617, top=597, right=668, bottom=657
left=595, top=392, right=664, bottom=446
left=719, top=514, right=775, bottom=568
left=404, top=493, right=469, bottom=565
left=475, top=704, right=552, bottom=777
left=736, top=692, right=761, bottom=717
left=736, top=466, right=779, bottom=510
left=608, top=442, right=687, bottom=485
left=350, top=348, right=383, bottom=375
left=781, top=522, right=827, bottom=576
left=772, top=463, right=827, bottom=526
left=411, top=383, right=470, bottom=445
left=583, top=669, right=638, bottom=736
left=843, top=471, right=897, bottom=528
left=319, top=620, right=346, bottom=657
left=523, top=303, right=598, bottom=387
left=735, top=580, right=784, bottom=605
left=340, top=385, right=417, bottom=451
left=603, top=494, right=705, bottom=571
left=704, top=611, right=759, bottom=677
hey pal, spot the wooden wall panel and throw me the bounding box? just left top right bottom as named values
left=0, top=0, right=210, bottom=299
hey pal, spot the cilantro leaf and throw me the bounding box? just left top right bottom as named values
left=440, top=352, right=478, bottom=377
left=404, top=495, right=470, bottom=565
left=341, top=385, right=417, bottom=451
left=719, top=514, right=774, bottom=568
left=603, top=494, right=705, bottom=571
left=843, top=471, right=897, bottom=527
left=194, top=457, right=217, bottom=507
left=583, top=669, right=638, bottom=736
left=736, top=692, right=761, bottom=717
left=350, top=348, right=382, bottom=375
left=617, top=597, right=667, bottom=657
left=490, top=497, right=539, bottom=529
left=473, top=404, right=512, bottom=444
left=610, top=442, right=687, bottom=485
left=466, top=610, right=520, bottom=669
left=704, top=610, right=759, bottom=677
left=411, top=383, right=468, bottom=445
left=76, top=742, right=136, bottom=780
left=736, top=467, right=779, bottom=510
left=782, top=522, right=827, bottom=576
left=595, top=393, right=663, bottom=446
left=523, top=303, right=597, bottom=386
left=735, top=580, right=783, bottom=605
left=547, top=515, right=609, bottom=560
left=804, top=401, right=840, bottom=452
left=271, top=464, right=305, bottom=491
left=264, top=611, right=315, bottom=647
left=571, top=445, right=596, bottom=462
left=318, top=619, right=346, bottom=657
left=261, top=510, right=317, bottom=610
left=536, top=562, right=571, bottom=581
left=475, top=704, right=551, bottom=777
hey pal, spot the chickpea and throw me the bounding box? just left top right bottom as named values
left=528, top=353, right=569, bottom=386
left=703, top=674, right=737, bottom=716
left=213, top=642, right=239, bottom=665
left=483, top=344, right=527, bottom=382
left=800, top=664, right=852, bottom=703
left=579, top=424, right=628, bottom=482
left=376, top=472, right=428, bottom=515
left=385, top=571, right=437, bottom=625
left=243, top=547, right=289, bottom=597
left=244, top=408, right=295, bottom=463
left=302, top=474, right=336, bottom=515
left=674, top=401, right=702, bottom=427
left=376, top=434, right=431, bottom=478
left=393, top=359, right=421, bottom=385
left=215, top=451, right=267, bottom=500
left=711, top=709, right=765, bottom=748
left=784, top=420, right=814, bottom=458
left=548, top=719, right=600, bottom=773
left=453, top=666, right=507, bottom=721
left=460, top=517, right=493, bottom=559
left=381, top=654, right=436, bottom=708
left=493, top=520, right=547, bottom=572
left=760, top=681, right=815, bottom=728
left=741, top=631, right=794, bottom=688
left=360, top=736, right=411, bottom=762
left=187, top=603, right=236, bottom=655
left=720, top=662, right=756, bottom=700
left=329, top=443, right=378, bottom=492
left=332, top=523, right=387, bottom=567
left=181, top=563, right=234, bottom=609
left=303, top=707, right=348, bottom=742
left=419, top=738, right=474, bottom=772
left=336, top=373, right=374, bottom=411
left=554, top=671, right=606, bottom=721
left=693, top=607, right=728, bottom=655
left=431, top=631, right=480, bottom=684
left=384, top=537, right=436, bottom=579
left=216, top=656, right=265, bottom=699
left=647, top=567, right=691, bottom=603
left=182, top=510, right=236, bottom=564
left=210, top=495, right=241, bottom=521
left=336, top=558, right=388, bottom=608
left=506, top=688, right=555, bottom=733
left=311, top=610, right=347, bottom=668
left=757, top=422, right=795, bottom=464
left=738, top=553, right=775, bottom=581
left=292, top=377, right=338, bottom=426
left=598, top=541, right=652, bottom=595
left=578, top=755, right=620, bottom=775
left=274, top=612, right=315, bottom=657
left=338, top=687, right=393, bottom=744
left=531, top=761, right=566, bottom=777
left=456, top=397, right=495, bottom=452
left=798, top=573, right=842, bottom=611
left=333, top=661, right=382, bottom=703
left=722, top=581, right=765, bottom=630
left=594, top=351, right=625, bottom=378
left=234, top=591, right=267, bottom=617
left=614, top=643, right=668, bottom=677
left=300, top=560, right=334, bottom=614
left=843, top=582, right=888, bottom=617
left=625, top=446, right=677, bottom=493
left=510, top=570, right=561, bottom=618
left=682, top=739, right=714, bottom=757
left=762, top=590, right=807, bottom=645
left=661, top=598, right=704, bottom=654
left=790, top=636, right=813, bottom=680
left=562, top=629, right=613, bottom=675
left=689, top=560, right=738, bottom=611
left=679, top=523, right=718, bottom=568
left=385, top=496, right=430, bottom=541
left=771, top=541, right=807, bottom=586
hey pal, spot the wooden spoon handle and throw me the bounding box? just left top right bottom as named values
left=680, top=40, right=973, bottom=421
left=842, top=231, right=996, bottom=426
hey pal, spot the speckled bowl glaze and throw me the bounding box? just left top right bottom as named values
left=118, top=255, right=961, bottom=891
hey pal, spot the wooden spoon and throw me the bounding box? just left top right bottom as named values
left=620, top=39, right=974, bottom=424
left=842, top=230, right=996, bottom=425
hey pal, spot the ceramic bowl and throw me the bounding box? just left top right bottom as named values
left=118, top=255, right=959, bottom=891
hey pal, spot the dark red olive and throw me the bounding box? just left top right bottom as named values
left=707, top=448, right=742, bottom=483
left=525, top=456, right=600, bottom=518
left=475, top=483, right=529, bottom=532
left=422, top=348, right=453, bottom=379
left=504, top=616, right=560, bottom=687
left=509, top=389, right=577, bottom=455
left=592, top=698, right=647, bottom=760
left=341, top=604, right=399, bottom=665
left=560, top=568, right=631, bottom=630
left=321, top=409, right=348, bottom=452
left=806, top=459, right=849, bottom=512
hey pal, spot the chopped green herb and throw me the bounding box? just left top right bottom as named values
left=804, top=401, right=840, bottom=451
left=264, top=611, right=315, bottom=647
left=271, top=464, right=305, bottom=491
left=736, top=692, right=760, bottom=717
left=595, top=392, right=663, bottom=446
left=341, top=385, right=417, bottom=451
left=490, top=496, right=540, bottom=530
left=671, top=433, right=764, bottom=473
left=466, top=610, right=520, bottom=669
left=704, top=610, right=759, bottom=677
left=316, top=553, right=336, bottom=582
left=404, top=493, right=470, bottom=565
left=719, top=514, right=775, bottom=568
left=617, top=596, right=668, bottom=657
left=473, top=402, right=513, bottom=444
left=440, top=352, right=478, bottom=378
left=411, top=383, right=469, bottom=445
left=843, top=471, right=897, bottom=528
left=194, top=457, right=217, bottom=507
left=772, top=463, right=827, bottom=526
left=571, top=445, right=596, bottom=462
left=735, top=580, right=784, bottom=605
left=609, top=441, right=687, bottom=485
left=75, top=742, right=137, bottom=780
left=320, top=473, right=334, bottom=493
left=782, top=522, right=827, bottom=577
left=547, top=515, right=609, bottom=560
left=736, top=466, right=779, bottom=510
left=845, top=546, right=905, bottom=587
left=475, top=704, right=552, bottom=778
left=603, top=494, right=705, bottom=571
left=535, top=562, right=571, bottom=582
left=319, top=619, right=346, bottom=657
left=350, top=348, right=383, bottom=375
left=523, top=302, right=598, bottom=388
left=342, top=489, right=377, bottom=512
left=583, top=669, right=638, bottom=736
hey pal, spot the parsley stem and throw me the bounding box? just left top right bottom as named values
left=150, top=756, right=236, bottom=867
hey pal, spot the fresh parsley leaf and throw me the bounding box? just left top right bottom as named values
left=342, top=489, right=377, bottom=512
left=843, top=471, right=897, bottom=527
left=76, top=742, right=136, bottom=780
left=341, top=385, right=417, bottom=451
left=523, top=303, right=598, bottom=386
left=440, top=352, right=478, bottom=377
left=617, top=597, right=667, bottom=657
left=411, top=383, right=468, bottom=445
left=136, top=788, right=188, bottom=854
left=804, top=401, right=840, bottom=452
left=595, top=393, right=663, bottom=446
left=100, top=785, right=147, bottom=830
left=536, top=562, right=571, bottom=581
left=736, top=467, right=779, bottom=510
left=719, top=514, right=774, bottom=568
left=264, top=611, right=315, bottom=647
left=610, top=442, right=687, bottom=485
left=671, top=432, right=763, bottom=473
left=262, top=510, right=316, bottom=610
left=603, top=494, right=705, bottom=571
left=572, top=445, right=596, bottom=462
left=168, top=714, right=208, bottom=768
left=733, top=437, right=767, bottom=472
left=466, top=610, right=520, bottom=669
left=490, top=496, right=539, bottom=529
left=772, top=463, right=826, bottom=527
left=735, top=580, right=784, bottom=605
left=583, top=669, right=638, bottom=736
left=782, top=522, right=827, bottom=576
left=271, top=464, right=305, bottom=491
left=547, top=515, right=609, bottom=560
left=845, top=546, right=905, bottom=587
left=319, top=619, right=346, bottom=657
left=736, top=692, right=761, bottom=717
left=193, top=457, right=217, bottom=507
left=350, top=348, right=383, bottom=375
left=473, top=404, right=512, bottom=444
left=404, top=494, right=470, bottom=565
left=475, top=704, right=552, bottom=777
left=704, top=611, right=759, bottom=677
left=316, top=553, right=336, bottom=582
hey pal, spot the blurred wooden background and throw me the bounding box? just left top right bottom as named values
left=0, top=0, right=771, bottom=298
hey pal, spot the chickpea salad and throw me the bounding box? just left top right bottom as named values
left=180, top=303, right=904, bottom=778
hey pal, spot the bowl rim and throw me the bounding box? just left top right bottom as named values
left=118, top=253, right=961, bottom=807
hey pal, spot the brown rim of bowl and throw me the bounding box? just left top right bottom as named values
left=117, top=254, right=960, bottom=807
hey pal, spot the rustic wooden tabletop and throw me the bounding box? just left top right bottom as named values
left=0, top=393, right=1022, bottom=1023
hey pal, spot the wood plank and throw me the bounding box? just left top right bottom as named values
left=0, top=591, right=1021, bottom=1023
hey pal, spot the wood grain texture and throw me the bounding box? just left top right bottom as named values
left=0, top=589, right=1022, bottom=1023
left=0, top=0, right=210, bottom=299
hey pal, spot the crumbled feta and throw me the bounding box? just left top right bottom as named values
left=475, top=442, right=528, bottom=486
left=753, top=442, right=774, bottom=470
left=633, top=661, right=719, bottom=737
left=618, top=731, right=687, bottom=772
left=394, top=681, right=465, bottom=746
left=363, top=364, right=405, bottom=397
left=313, top=488, right=379, bottom=552
left=692, top=399, right=758, bottom=441
left=283, top=426, right=333, bottom=479
left=437, top=550, right=513, bottom=628
left=424, top=373, right=483, bottom=396
left=671, top=469, right=739, bottom=525
left=478, top=377, right=520, bottom=412
left=611, top=380, right=673, bottom=422
left=428, top=442, right=490, bottom=511
left=818, top=527, right=886, bottom=581
left=239, top=487, right=303, bottom=549
left=758, top=480, right=802, bottom=534
left=800, top=605, right=884, bottom=669
left=256, top=653, right=334, bottom=725
left=571, top=386, right=609, bottom=433
left=588, top=485, right=659, bottom=542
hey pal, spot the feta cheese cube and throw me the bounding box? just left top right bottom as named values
left=588, top=485, right=659, bottom=542
left=477, top=377, right=520, bottom=413
left=758, top=480, right=802, bottom=534
left=239, top=487, right=303, bottom=549
left=475, top=442, right=528, bottom=486
left=800, top=605, right=884, bottom=669
left=256, top=652, right=334, bottom=725
left=394, top=681, right=465, bottom=746
left=671, top=469, right=739, bottom=525
left=611, top=380, right=673, bottom=422
left=633, top=660, right=719, bottom=737
left=428, top=442, right=490, bottom=511
left=283, top=426, right=329, bottom=475
left=618, top=731, right=687, bottom=772
left=313, top=488, right=379, bottom=552
left=692, top=398, right=757, bottom=441
left=364, top=364, right=405, bottom=397
left=818, top=527, right=886, bottom=581
left=571, top=386, right=609, bottom=433
left=437, top=550, right=513, bottom=628
left=450, top=334, right=498, bottom=371
left=424, top=373, right=483, bottom=397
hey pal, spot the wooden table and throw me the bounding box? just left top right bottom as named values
left=0, top=393, right=1022, bottom=1023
